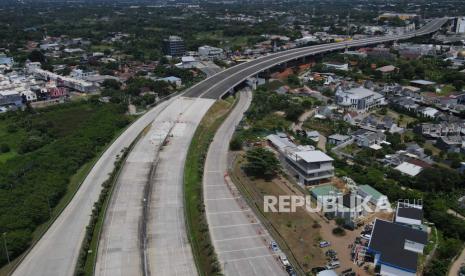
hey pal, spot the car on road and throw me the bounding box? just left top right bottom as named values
left=319, top=241, right=331, bottom=248
left=270, top=241, right=279, bottom=252
left=325, top=260, right=341, bottom=269
left=325, top=249, right=337, bottom=257
left=360, top=234, right=372, bottom=240
left=279, top=253, right=290, bottom=267
left=286, top=265, right=296, bottom=276
left=311, top=267, right=326, bottom=274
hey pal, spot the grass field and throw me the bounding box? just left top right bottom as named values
left=184, top=96, right=236, bottom=276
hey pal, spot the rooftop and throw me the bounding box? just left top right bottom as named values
left=295, top=150, right=333, bottom=163
left=358, top=185, right=384, bottom=201
left=368, top=219, right=427, bottom=273
left=394, top=161, right=423, bottom=177
left=410, top=80, right=436, bottom=86
left=397, top=202, right=423, bottom=221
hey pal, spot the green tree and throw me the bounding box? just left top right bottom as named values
left=244, top=147, right=280, bottom=180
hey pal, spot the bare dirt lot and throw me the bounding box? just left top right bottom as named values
left=232, top=154, right=395, bottom=275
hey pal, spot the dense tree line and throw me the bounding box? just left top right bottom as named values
left=0, top=101, right=132, bottom=266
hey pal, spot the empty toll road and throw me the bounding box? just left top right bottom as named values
left=204, top=90, right=287, bottom=276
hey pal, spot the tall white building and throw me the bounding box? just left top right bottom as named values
left=266, top=134, right=334, bottom=185
left=335, top=87, right=386, bottom=113
left=456, top=17, right=465, bottom=33
left=198, top=45, right=224, bottom=60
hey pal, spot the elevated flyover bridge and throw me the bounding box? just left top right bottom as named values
left=184, top=17, right=449, bottom=99
left=11, top=17, right=447, bottom=276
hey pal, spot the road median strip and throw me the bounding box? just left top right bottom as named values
left=183, top=96, right=237, bottom=276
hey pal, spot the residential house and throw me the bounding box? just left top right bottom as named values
left=160, top=76, right=182, bottom=88
left=376, top=65, right=398, bottom=74
left=436, top=136, right=465, bottom=153
left=419, top=107, right=440, bottom=118
left=415, top=122, right=465, bottom=138
left=410, top=79, right=437, bottom=88
left=0, top=90, right=22, bottom=107
left=20, top=90, right=37, bottom=102
left=328, top=134, right=352, bottom=146
left=394, top=161, right=424, bottom=177
left=335, top=87, right=386, bottom=113
left=323, top=61, right=349, bottom=71
left=395, top=202, right=424, bottom=227
left=352, top=129, right=386, bottom=148
left=357, top=185, right=390, bottom=210
left=306, top=130, right=320, bottom=142
left=48, top=86, right=68, bottom=98
left=335, top=193, right=368, bottom=228
left=342, top=111, right=359, bottom=125
left=285, top=150, right=335, bottom=185
left=198, top=45, right=224, bottom=60
left=368, top=219, right=427, bottom=276
left=267, top=134, right=334, bottom=185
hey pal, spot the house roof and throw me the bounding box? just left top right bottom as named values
left=368, top=219, right=427, bottom=273
left=410, top=80, right=436, bottom=86
left=358, top=185, right=384, bottom=201
left=376, top=65, right=397, bottom=73
left=295, top=150, right=333, bottom=163
left=266, top=134, right=295, bottom=150
left=397, top=202, right=423, bottom=221
left=394, top=162, right=423, bottom=177
left=306, top=130, right=320, bottom=137
left=328, top=134, right=351, bottom=141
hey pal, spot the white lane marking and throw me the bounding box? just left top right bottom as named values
left=205, top=197, right=240, bottom=201
left=207, top=209, right=251, bottom=215
left=211, top=222, right=259, bottom=229
left=215, top=234, right=267, bottom=242
left=225, top=254, right=278, bottom=263
left=217, top=246, right=267, bottom=254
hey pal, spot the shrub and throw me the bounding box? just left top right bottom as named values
left=332, top=227, right=346, bottom=236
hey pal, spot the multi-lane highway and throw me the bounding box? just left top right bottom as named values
left=12, top=98, right=177, bottom=276
left=183, top=17, right=448, bottom=99
left=95, top=97, right=214, bottom=276
left=204, top=90, right=287, bottom=276
left=12, top=17, right=447, bottom=276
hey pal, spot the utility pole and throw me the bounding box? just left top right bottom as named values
left=3, top=233, right=10, bottom=265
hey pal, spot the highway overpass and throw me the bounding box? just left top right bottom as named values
left=11, top=17, right=448, bottom=276
left=184, top=17, right=448, bottom=99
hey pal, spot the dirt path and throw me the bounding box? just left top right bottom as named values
left=291, top=109, right=315, bottom=132
left=449, top=246, right=465, bottom=276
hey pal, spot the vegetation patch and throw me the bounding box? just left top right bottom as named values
left=184, top=96, right=236, bottom=275
left=75, top=145, right=131, bottom=276
left=0, top=100, right=133, bottom=269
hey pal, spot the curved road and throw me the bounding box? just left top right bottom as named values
left=12, top=17, right=447, bottom=276
left=184, top=18, right=448, bottom=99
left=204, top=90, right=287, bottom=276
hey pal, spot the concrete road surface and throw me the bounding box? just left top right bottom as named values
left=95, top=97, right=214, bottom=276
left=12, top=18, right=447, bottom=276
left=204, top=90, right=287, bottom=276
left=12, top=98, right=175, bottom=276
left=146, top=97, right=214, bottom=276
left=94, top=117, right=173, bottom=276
